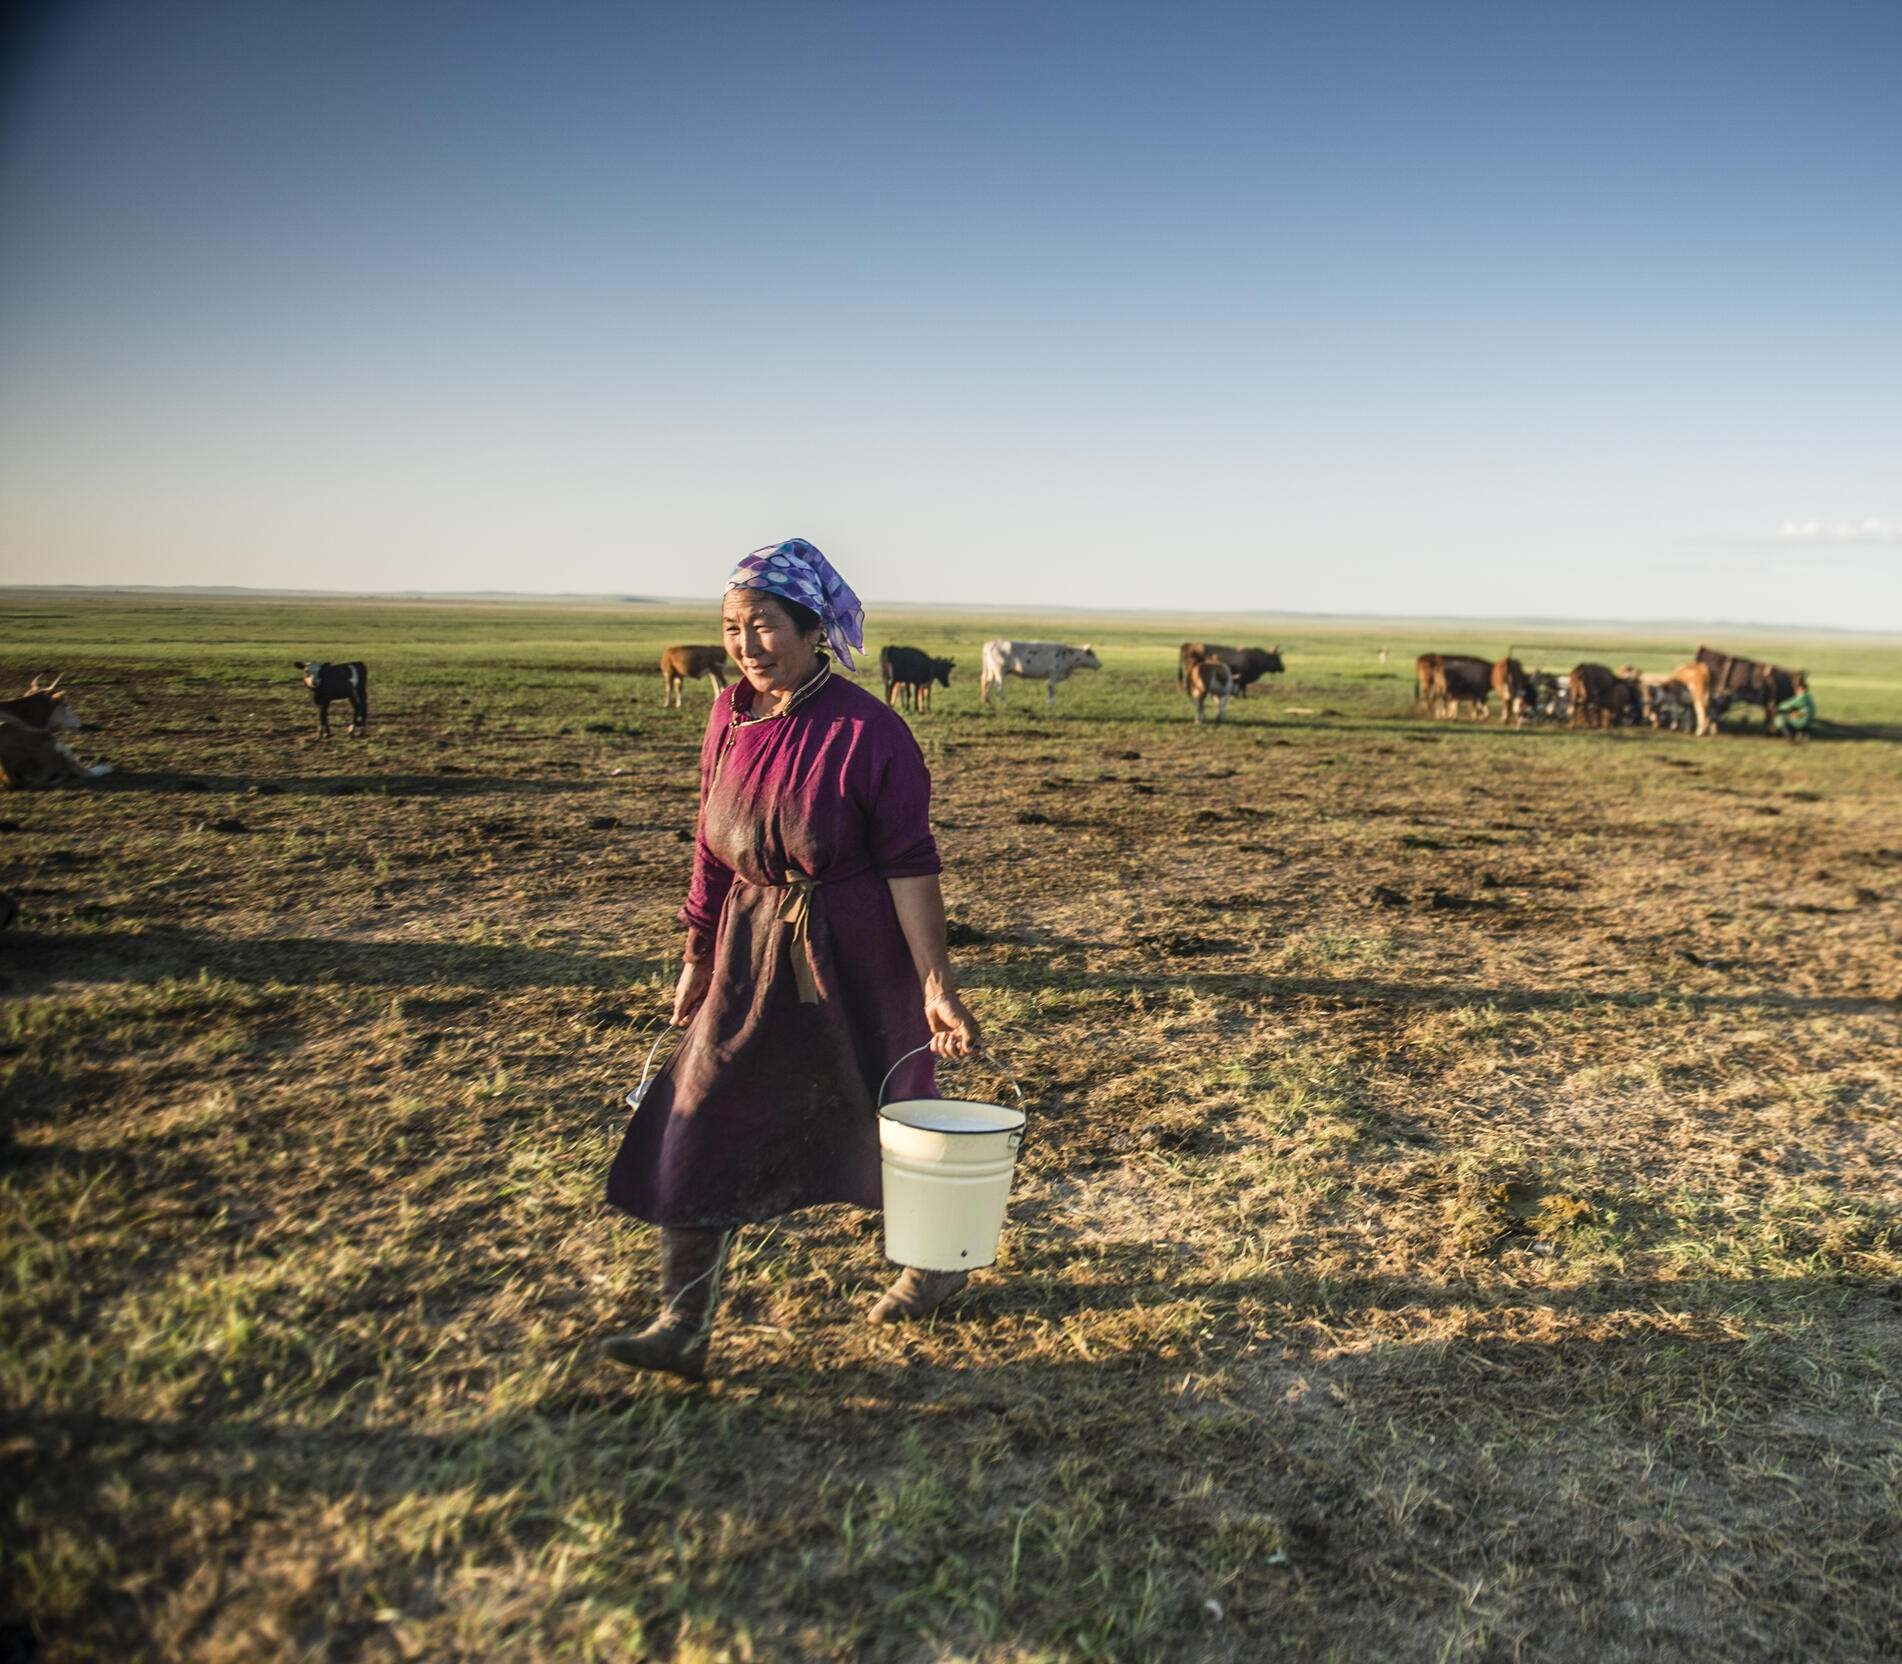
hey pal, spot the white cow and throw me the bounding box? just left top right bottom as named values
left=979, top=640, right=1102, bottom=708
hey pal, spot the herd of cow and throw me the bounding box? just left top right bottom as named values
left=1415, top=644, right=1811, bottom=735
left=0, top=634, right=1820, bottom=794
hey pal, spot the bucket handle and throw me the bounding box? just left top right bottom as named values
left=877, top=1043, right=1026, bottom=1116
left=627, top=1026, right=684, bottom=1110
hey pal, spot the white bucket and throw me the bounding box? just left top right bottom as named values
left=877, top=1046, right=1027, bottom=1271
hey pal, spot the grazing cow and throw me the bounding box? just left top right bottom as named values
left=1187, top=657, right=1234, bottom=724
left=1568, top=662, right=1638, bottom=729
left=980, top=640, right=1101, bottom=708
left=659, top=645, right=729, bottom=708
left=294, top=660, right=368, bottom=738
left=1490, top=657, right=1532, bottom=725
left=1181, top=642, right=1284, bottom=697
left=1694, top=645, right=1801, bottom=733
left=0, top=674, right=81, bottom=734
left=879, top=646, right=955, bottom=712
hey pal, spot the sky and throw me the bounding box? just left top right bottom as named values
left=1, top=0, right=1899, bottom=627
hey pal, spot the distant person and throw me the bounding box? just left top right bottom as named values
left=1775, top=673, right=1816, bottom=740
left=602, top=538, right=982, bottom=1380
left=1377, top=646, right=1389, bottom=663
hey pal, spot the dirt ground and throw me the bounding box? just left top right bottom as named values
left=2, top=598, right=1899, bottom=1662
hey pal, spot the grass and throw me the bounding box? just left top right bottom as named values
left=0, top=591, right=1898, bottom=1661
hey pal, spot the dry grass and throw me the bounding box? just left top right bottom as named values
left=2, top=597, right=1899, bottom=1661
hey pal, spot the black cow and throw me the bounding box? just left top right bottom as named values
left=294, top=660, right=369, bottom=738
left=880, top=646, right=955, bottom=712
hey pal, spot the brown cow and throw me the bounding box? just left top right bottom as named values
left=1568, top=663, right=1637, bottom=729
left=1694, top=645, right=1801, bottom=733
left=0, top=712, right=109, bottom=789
left=660, top=645, right=730, bottom=708
left=1180, top=642, right=1283, bottom=697
left=1668, top=662, right=1718, bottom=736
left=1419, top=653, right=1492, bottom=718
left=0, top=674, right=80, bottom=735
left=1187, top=657, right=1234, bottom=724
left=1490, top=657, right=1531, bottom=725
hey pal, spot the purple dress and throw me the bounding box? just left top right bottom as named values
left=607, top=672, right=940, bottom=1227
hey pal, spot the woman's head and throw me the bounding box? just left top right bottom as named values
left=723, top=539, right=865, bottom=670
left=722, top=586, right=825, bottom=694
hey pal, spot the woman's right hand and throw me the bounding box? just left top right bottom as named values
left=672, top=958, right=713, bottom=1026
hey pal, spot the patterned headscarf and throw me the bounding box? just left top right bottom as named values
left=725, top=538, right=866, bottom=670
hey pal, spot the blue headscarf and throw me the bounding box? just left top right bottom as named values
left=725, top=538, right=866, bottom=670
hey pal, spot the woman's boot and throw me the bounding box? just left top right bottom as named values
left=869, top=1266, right=968, bottom=1324
left=602, top=1226, right=732, bottom=1380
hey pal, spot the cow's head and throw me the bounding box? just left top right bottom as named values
left=22, top=675, right=79, bottom=732
left=294, top=660, right=325, bottom=690
left=934, top=658, right=955, bottom=687
left=1262, top=645, right=1286, bottom=673
left=1076, top=645, right=1101, bottom=671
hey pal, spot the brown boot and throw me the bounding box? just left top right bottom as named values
left=602, top=1226, right=732, bottom=1381
left=869, top=1266, right=969, bottom=1324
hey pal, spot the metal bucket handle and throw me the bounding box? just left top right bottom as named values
left=877, top=1044, right=1028, bottom=1153
left=626, top=1027, right=684, bottom=1110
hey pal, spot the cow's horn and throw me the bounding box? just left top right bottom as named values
left=44, top=673, right=62, bottom=692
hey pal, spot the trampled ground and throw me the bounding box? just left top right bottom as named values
left=3, top=594, right=1899, bottom=1662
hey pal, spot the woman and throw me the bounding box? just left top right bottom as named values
left=604, top=538, right=982, bottom=1381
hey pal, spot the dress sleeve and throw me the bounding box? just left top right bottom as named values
left=677, top=697, right=737, bottom=956
left=866, top=715, right=942, bottom=878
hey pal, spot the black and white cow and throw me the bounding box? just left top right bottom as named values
left=294, top=660, right=369, bottom=738
left=978, top=640, right=1101, bottom=708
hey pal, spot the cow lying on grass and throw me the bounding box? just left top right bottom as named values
left=294, top=661, right=368, bottom=738
left=0, top=676, right=111, bottom=788
left=880, top=646, right=955, bottom=712
left=660, top=645, right=729, bottom=708
left=979, top=640, right=1101, bottom=708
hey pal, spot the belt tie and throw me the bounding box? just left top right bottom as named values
left=777, top=875, right=822, bottom=1004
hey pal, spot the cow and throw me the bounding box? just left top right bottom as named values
left=1187, top=657, right=1234, bottom=724
left=879, top=646, right=955, bottom=712
left=1694, top=645, right=1800, bottom=733
left=294, top=660, right=368, bottom=738
left=1489, top=657, right=1532, bottom=725
left=1416, top=653, right=1492, bottom=718
left=1180, top=642, right=1284, bottom=697
left=1665, top=662, right=1718, bottom=736
left=980, top=640, right=1101, bottom=708
left=0, top=674, right=81, bottom=735
left=660, top=645, right=729, bottom=708
left=1528, top=669, right=1565, bottom=724
left=1568, top=662, right=1638, bottom=729
left=0, top=712, right=109, bottom=789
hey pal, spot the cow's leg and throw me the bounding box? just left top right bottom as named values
left=1045, top=676, right=1057, bottom=708
left=704, top=672, right=723, bottom=700
left=316, top=698, right=331, bottom=739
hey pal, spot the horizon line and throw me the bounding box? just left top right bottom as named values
left=2, top=583, right=1896, bottom=641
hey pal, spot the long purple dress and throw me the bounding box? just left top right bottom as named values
left=607, top=671, right=940, bottom=1227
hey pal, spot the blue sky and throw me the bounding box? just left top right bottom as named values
left=2, top=0, right=1898, bottom=626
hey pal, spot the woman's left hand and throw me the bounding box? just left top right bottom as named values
left=924, top=987, right=981, bottom=1057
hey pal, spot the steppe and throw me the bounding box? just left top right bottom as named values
left=3, top=593, right=1898, bottom=1661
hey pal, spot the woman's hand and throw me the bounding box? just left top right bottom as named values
left=672, top=958, right=713, bottom=1026
left=924, top=985, right=981, bottom=1057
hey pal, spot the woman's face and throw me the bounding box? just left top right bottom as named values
left=722, top=589, right=822, bottom=694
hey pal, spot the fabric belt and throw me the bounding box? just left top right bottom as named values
left=776, top=874, right=823, bottom=1004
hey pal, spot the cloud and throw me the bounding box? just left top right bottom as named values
left=1777, top=517, right=1902, bottom=544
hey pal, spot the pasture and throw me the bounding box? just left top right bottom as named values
left=3, top=591, right=1899, bottom=1663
